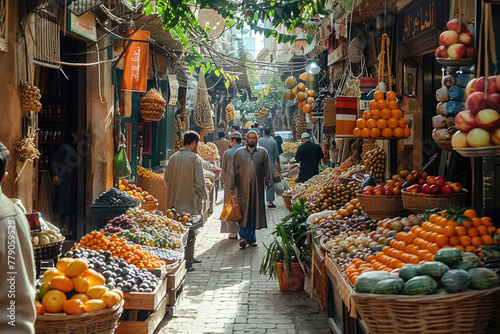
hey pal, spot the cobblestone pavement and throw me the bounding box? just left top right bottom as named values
left=157, top=191, right=331, bottom=334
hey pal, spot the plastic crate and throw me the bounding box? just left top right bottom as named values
left=89, top=205, right=135, bottom=232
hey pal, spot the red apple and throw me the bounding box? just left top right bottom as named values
left=429, top=184, right=442, bottom=194
left=435, top=176, right=446, bottom=187
left=446, top=19, right=459, bottom=31
left=455, top=110, right=477, bottom=133
left=451, top=131, right=470, bottom=148
left=491, top=128, right=500, bottom=146
left=421, top=184, right=431, bottom=194
left=384, top=188, right=394, bottom=196
left=465, top=46, right=477, bottom=59
left=474, top=76, right=485, bottom=92
left=435, top=46, right=449, bottom=58
left=460, top=23, right=470, bottom=33
left=440, top=30, right=459, bottom=47
left=476, top=108, right=500, bottom=130
left=487, top=76, right=498, bottom=94
left=441, top=184, right=454, bottom=194
left=448, top=43, right=466, bottom=59
left=451, top=182, right=463, bottom=193
left=496, top=75, right=500, bottom=92
left=486, top=93, right=500, bottom=110
left=426, top=176, right=437, bottom=185
left=467, top=128, right=492, bottom=147
left=407, top=185, right=422, bottom=193
left=466, top=91, right=488, bottom=114
left=459, top=32, right=474, bottom=46
left=465, top=78, right=477, bottom=97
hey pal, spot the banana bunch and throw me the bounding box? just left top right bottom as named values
left=225, top=103, right=235, bottom=122
left=361, top=145, right=386, bottom=183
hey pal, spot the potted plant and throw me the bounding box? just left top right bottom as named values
left=260, top=197, right=310, bottom=292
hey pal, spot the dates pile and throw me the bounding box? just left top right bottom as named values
left=307, top=181, right=360, bottom=213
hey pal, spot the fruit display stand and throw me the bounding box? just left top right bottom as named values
left=137, top=176, right=168, bottom=213
left=312, top=243, right=327, bottom=311
left=401, top=189, right=468, bottom=213
left=33, top=239, right=65, bottom=277
left=90, top=205, right=136, bottom=232
left=166, top=260, right=187, bottom=316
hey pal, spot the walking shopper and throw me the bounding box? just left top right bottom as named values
left=258, top=127, right=280, bottom=208
left=0, top=142, right=36, bottom=334
left=220, top=132, right=243, bottom=239
left=228, top=131, right=271, bottom=248
left=295, top=132, right=324, bottom=183
left=214, top=132, right=231, bottom=159
left=164, top=131, right=208, bottom=215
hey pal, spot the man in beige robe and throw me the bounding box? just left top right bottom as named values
left=164, top=131, right=208, bottom=215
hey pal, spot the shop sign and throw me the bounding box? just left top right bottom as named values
left=186, top=76, right=197, bottom=111
left=67, top=11, right=97, bottom=42
left=122, top=30, right=150, bottom=92
left=168, top=75, right=179, bottom=105
left=26, top=213, right=42, bottom=232
left=398, top=0, right=439, bottom=43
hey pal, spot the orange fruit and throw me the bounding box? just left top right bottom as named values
left=454, top=245, right=465, bottom=252
left=83, top=299, right=107, bottom=313
left=386, top=91, right=397, bottom=101
left=455, top=226, right=466, bottom=236
left=481, top=235, right=494, bottom=245
left=370, top=128, right=381, bottom=138
left=471, top=236, right=483, bottom=247
left=488, top=226, right=497, bottom=234
left=429, top=214, right=440, bottom=223
left=465, top=245, right=477, bottom=252
left=428, top=232, right=438, bottom=243
left=382, top=128, right=393, bottom=138
left=119, top=184, right=126, bottom=191
left=363, top=110, right=372, bottom=120
left=64, top=258, right=89, bottom=277
left=87, top=286, right=109, bottom=299
left=435, top=234, right=449, bottom=247
left=477, top=226, right=489, bottom=236
left=35, top=301, right=46, bottom=315
left=356, top=118, right=367, bottom=129
left=464, top=209, right=477, bottom=219
left=387, top=118, right=399, bottom=129
left=398, top=118, right=408, bottom=128
left=472, top=217, right=483, bottom=227
left=100, top=291, right=121, bottom=307
left=50, top=276, right=74, bottom=293
left=467, top=227, right=479, bottom=238
left=369, top=100, right=378, bottom=109
left=42, top=290, right=67, bottom=313
left=56, top=258, right=75, bottom=273
left=71, top=277, right=90, bottom=294
left=81, top=269, right=106, bottom=287
left=381, top=108, right=392, bottom=119
left=63, top=299, right=85, bottom=315
left=298, top=100, right=306, bottom=110
left=377, top=99, right=388, bottom=109
left=459, top=235, right=471, bottom=247
left=371, top=109, right=381, bottom=120
left=374, top=91, right=384, bottom=100
left=366, top=119, right=377, bottom=129
left=360, top=128, right=371, bottom=138
left=425, top=253, right=435, bottom=261
left=387, top=100, right=399, bottom=110
left=481, top=216, right=494, bottom=226
left=443, top=226, right=456, bottom=237
left=353, top=128, right=361, bottom=138
left=393, top=127, right=404, bottom=138
left=462, top=220, right=473, bottom=229
left=392, top=109, right=403, bottom=119
left=428, top=243, right=440, bottom=254
left=71, top=294, right=90, bottom=303
left=449, top=236, right=460, bottom=246
left=376, top=118, right=388, bottom=130
left=403, top=127, right=411, bottom=138
left=403, top=232, right=417, bottom=244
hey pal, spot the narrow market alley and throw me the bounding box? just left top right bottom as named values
left=157, top=191, right=331, bottom=334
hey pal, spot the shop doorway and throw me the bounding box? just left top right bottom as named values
left=35, top=34, right=87, bottom=241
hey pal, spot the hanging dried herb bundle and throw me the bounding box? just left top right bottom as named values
left=193, top=74, right=214, bottom=133
left=15, top=127, right=40, bottom=183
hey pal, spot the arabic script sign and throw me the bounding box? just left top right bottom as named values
left=122, top=30, right=149, bottom=92
left=398, top=0, right=437, bottom=42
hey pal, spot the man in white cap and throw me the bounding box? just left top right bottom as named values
left=220, top=132, right=243, bottom=239
left=295, top=132, right=324, bottom=183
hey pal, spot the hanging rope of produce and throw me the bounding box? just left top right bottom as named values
left=194, top=73, right=214, bottom=134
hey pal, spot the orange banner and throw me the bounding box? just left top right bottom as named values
left=121, top=30, right=149, bottom=92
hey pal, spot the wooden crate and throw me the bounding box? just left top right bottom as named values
left=123, top=275, right=168, bottom=310
left=167, top=260, right=186, bottom=290
left=167, top=280, right=185, bottom=317
left=115, top=293, right=169, bottom=334
left=313, top=245, right=327, bottom=311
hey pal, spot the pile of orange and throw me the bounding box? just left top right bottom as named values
left=353, top=90, right=411, bottom=139
left=72, top=231, right=165, bottom=269
left=345, top=209, right=498, bottom=284
left=118, top=179, right=156, bottom=202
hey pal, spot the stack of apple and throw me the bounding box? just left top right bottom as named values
left=435, top=19, right=476, bottom=60
left=35, top=257, right=123, bottom=316
left=452, top=75, right=500, bottom=148
left=404, top=175, right=463, bottom=195
left=362, top=182, right=401, bottom=197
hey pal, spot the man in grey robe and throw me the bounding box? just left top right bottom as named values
left=228, top=131, right=271, bottom=248
left=258, top=127, right=281, bottom=208
left=164, top=131, right=208, bottom=215
left=220, top=132, right=243, bottom=239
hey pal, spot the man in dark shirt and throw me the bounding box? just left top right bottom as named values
left=295, top=132, right=324, bottom=183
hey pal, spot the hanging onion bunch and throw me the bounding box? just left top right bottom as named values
left=21, top=82, right=42, bottom=112
left=194, top=74, right=214, bottom=133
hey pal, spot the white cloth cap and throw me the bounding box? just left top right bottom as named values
left=301, top=132, right=310, bottom=139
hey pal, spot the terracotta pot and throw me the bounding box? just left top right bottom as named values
left=275, top=262, right=305, bottom=292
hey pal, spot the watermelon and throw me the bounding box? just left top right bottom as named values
left=434, top=248, right=462, bottom=267
left=371, top=278, right=405, bottom=294
left=468, top=267, right=499, bottom=290
left=435, top=288, right=450, bottom=295
left=355, top=271, right=395, bottom=293
left=399, top=264, right=421, bottom=282
left=402, top=275, right=438, bottom=295
left=441, top=269, right=470, bottom=293
left=418, top=262, right=450, bottom=279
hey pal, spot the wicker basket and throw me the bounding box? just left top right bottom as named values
left=140, top=89, right=166, bottom=121
left=351, top=287, right=500, bottom=334
left=356, top=193, right=405, bottom=220
left=35, top=300, right=124, bottom=334
left=282, top=193, right=293, bottom=212
left=33, top=239, right=65, bottom=262
left=401, top=189, right=468, bottom=213
left=434, top=139, right=453, bottom=151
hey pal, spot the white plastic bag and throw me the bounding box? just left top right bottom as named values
left=275, top=181, right=284, bottom=196
left=282, top=179, right=290, bottom=191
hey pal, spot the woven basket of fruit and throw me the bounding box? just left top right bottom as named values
left=35, top=300, right=124, bottom=334
left=140, top=89, right=166, bottom=121
left=282, top=192, right=293, bottom=212
left=401, top=189, right=468, bottom=213
left=434, top=139, right=453, bottom=152
left=356, top=193, right=405, bottom=220
left=33, top=239, right=65, bottom=262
